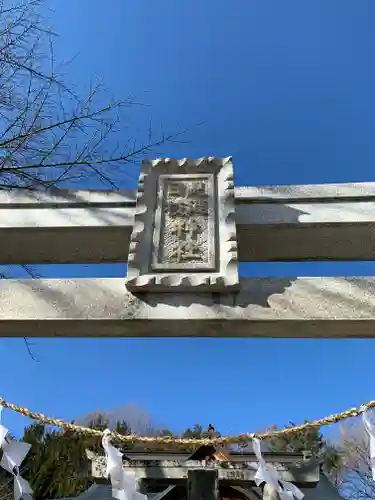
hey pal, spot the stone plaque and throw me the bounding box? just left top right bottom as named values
left=126, top=157, right=239, bottom=292
left=152, top=175, right=215, bottom=271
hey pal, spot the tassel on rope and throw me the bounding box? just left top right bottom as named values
left=252, top=438, right=304, bottom=500
left=0, top=408, right=33, bottom=500
left=102, top=429, right=147, bottom=500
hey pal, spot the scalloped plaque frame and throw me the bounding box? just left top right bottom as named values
left=126, top=157, right=239, bottom=293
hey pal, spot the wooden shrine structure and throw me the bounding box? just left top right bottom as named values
left=82, top=446, right=342, bottom=500
left=0, top=156, right=375, bottom=337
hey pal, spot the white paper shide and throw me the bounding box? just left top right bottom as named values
left=0, top=407, right=33, bottom=500
left=102, top=429, right=147, bottom=500
left=253, top=438, right=304, bottom=500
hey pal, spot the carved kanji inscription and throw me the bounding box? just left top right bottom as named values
left=152, top=175, right=216, bottom=271
left=126, top=157, right=239, bottom=293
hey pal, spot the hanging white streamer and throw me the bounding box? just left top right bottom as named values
left=0, top=407, right=33, bottom=500
left=363, top=412, right=375, bottom=480
left=101, top=429, right=147, bottom=500
left=0, top=407, right=8, bottom=447
left=252, top=438, right=304, bottom=500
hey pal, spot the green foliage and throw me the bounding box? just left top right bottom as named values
left=266, top=420, right=324, bottom=455
left=0, top=416, right=140, bottom=500
left=265, top=420, right=342, bottom=477
left=20, top=421, right=103, bottom=499
left=158, top=429, right=173, bottom=437
left=115, top=420, right=132, bottom=436
left=182, top=424, right=203, bottom=439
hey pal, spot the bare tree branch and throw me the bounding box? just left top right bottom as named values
left=0, top=0, right=192, bottom=360
left=334, top=418, right=375, bottom=499
left=0, top=0, right=185, bottom=191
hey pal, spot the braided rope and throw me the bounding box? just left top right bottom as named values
left=1, top=396, right=374, bottom=446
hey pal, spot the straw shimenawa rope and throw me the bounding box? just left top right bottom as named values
left=1, top=396, right=375, bottom=446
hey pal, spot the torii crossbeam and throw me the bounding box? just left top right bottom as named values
left=1, top=157, right=375, bottom=338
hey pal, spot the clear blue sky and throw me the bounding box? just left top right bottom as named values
left=2, top=0, right=375, bottom=440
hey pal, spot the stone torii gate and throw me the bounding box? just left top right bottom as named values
left=1, top=156, right=375, bottom=338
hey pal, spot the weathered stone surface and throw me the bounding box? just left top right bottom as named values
left=126, top=158, right=238, bottom=292
left=90, top=457, right=318, bottom=485
left=2, top=277, right=375, bottom=337
left=2, top=183, right=375, bottom=264
left=152, top=176, right=214, bottom=270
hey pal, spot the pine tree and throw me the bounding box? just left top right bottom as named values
left=265, top=420, right=341, bottom=476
